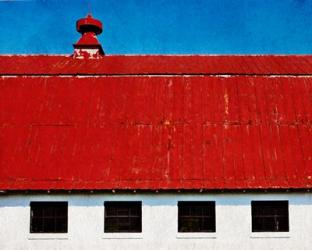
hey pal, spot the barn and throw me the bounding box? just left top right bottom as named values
left=0, top=14, right=312, bottom=250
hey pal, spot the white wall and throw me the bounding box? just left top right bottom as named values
left=0, top=192, right=311, bottom=250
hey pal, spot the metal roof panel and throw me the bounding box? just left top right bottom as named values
left=0, top=73, right=311, bottom=190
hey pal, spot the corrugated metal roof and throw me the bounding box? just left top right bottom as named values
left=1, top=55, right=312, bottom=75
left=0, top=55, right=311, bottom=190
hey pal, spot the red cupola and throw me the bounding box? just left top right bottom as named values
left=73, top=14, right=104, bottom=58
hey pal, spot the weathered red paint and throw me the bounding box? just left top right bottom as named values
left=0, top=55, right=311, bottom=190
left=1, top=55, right=312, bottom=75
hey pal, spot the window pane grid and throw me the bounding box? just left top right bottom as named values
left=30, top=202, right=68, bottom=233
left=104, top=201, right=142, bottom=233
left=178, top=201, right=215, bottom=233
left=252, top=201, right=289, bottom=232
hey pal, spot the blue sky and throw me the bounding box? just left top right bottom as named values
left=0, top=0, right=312, bottom=54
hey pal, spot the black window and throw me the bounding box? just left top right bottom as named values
left=251, top=201, right=289, bottom=232
left=178, top=201, right=216, bottom=233
left=104, top=201, right=142, bottom=233
left=30, top=202, right=68, bottom=233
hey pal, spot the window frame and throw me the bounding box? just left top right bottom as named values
left=29, top=201, right=68, bottom=234
left=177, top=201, right=216, bottom=233
left=251, top=200, right=289, bottom=233
left=104, top=201, right=142, bottom=234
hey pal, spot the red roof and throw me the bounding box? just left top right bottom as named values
left=1, top=55, right=312, bottom=75
left=0, top=55, right=311, bottom=190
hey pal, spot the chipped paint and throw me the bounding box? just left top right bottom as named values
left=73, top=48, right=103, bottom=59
left=224, top=89, right=229, bottom=116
